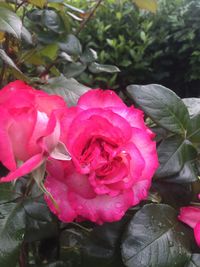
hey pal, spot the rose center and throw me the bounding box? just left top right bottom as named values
left=80, top=137, right=127, bottom=179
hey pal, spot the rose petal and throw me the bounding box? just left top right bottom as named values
left=40, top=112, right=61, bottom=153
left=194, top=222, right=200, bottom=247
left=78, top=89, right=126, bottom=109
left=0, top=80, right=67, bottom=112
left=67, top=109, right=132, bottom=157
left=69, top=189, right=133, bottom=224
left=60, top=107, right=82, bottom=144
left=112, top=106, right=155, bottom=138
left=0, top=108, right=16, bottom=170
left=27, top=111, right=49, bottom=156
left=178, top=206, right=200, bottom=228
left=130, top=128, right=159, bottom=204
left=104, top=142, right=145, bottom=193
left=0, top=153, right=44, bottom=182
left=67, top=116, right=129, bottom=174
left=44, top=174, right=76, bottom=223
left=0, top=80, right=36, bottom=108
left=9, top=108, right=37, bottom=160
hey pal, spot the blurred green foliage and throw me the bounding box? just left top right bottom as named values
left=0, top=0, right=119, bottom=89
left=70, top=0, right=200, bottom=97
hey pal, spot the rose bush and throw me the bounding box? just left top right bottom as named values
left=179, top=194, right=200, bottom=247
left=45, top=89, right=159, bottom=224
left=0, top=80, right=67, bottom=182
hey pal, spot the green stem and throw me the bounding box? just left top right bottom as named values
left=76, top=0, right=103, bottom=35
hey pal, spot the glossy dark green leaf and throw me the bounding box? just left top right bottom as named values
left=59, top=34, right=82, bottom=55
left=0, top=183, right=16, bottom=204
left=60, top=220, right=127, bottom=267
left=82, top=221, right=127, bottom=267
left=0, top=7, right=22, bottom=38
left=121, top=204, right=191, bottom=267
left=185, top=254, right=200, bottom=267
left=80, top=48, right=98, bottom=64
left=127, top=84, right=190, bottom=134
left=42, top=9, right=65, bottom=33
left=26, top=9, right=43, bottom=25
left=163, top=160, right=198, bottom=183
left=182, top=98, right=200, bottom=118
left=41, top=75, right=89, bottom=106
left=156, top=136, right=197, bottom=178
left=64, top=62, right=86, bottom=78
left=187, top=114, right=200, bottom=143
left=23, top=197, right=57, bottom=242
left=37, top=31, right=59, bottom=44
left=152, top=182, right=193, bottom=208
left=0, top=202, right=26, bottom=267
left=89, top=62, right=120, bottom=73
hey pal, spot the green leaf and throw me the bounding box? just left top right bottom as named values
left=21, top=26, right=32, bottom=44
left=187, top=114, right=200, bottom=143
left=64, top=62, right=86, bottom=78
left=153, top=182, right=193, bottom=208
left=133, top=0, right=157, bottom=13
left=0, top=7, right=22, bottom=38
left=67, top=11, right=83, bottom=21
left=28, top=0, right=47, bottom=8
left=42, top=9, right=65, bottom=33
left=26, top=9, right=43, bottom=25
left=121, top=204, right=191, bottom=267
left=40, top=43, right=59, bottom=60
left=23, top=197, right=57, bottom=242
left=80, top=48, right=98, bottom=64
left=63, top=3, right=85, bottom=14
left=185, top=254, right=200, bottom=267
left=164, top=160, right=198, bottom=183
left=182, top=98, right=200, bottom=118
left=60, top=51, right=73, bottom=62
left=89, top=62, right=120, bottom=73
left=0, top=202, right=26, bottom=267
left=60, top=219, right=127, bottom=267
left=0, top=182, right=19, bottom=204
left=127, top=84, right=190, bottom=135
left=156, top=136, right=197, bottom=178
left=59, top=34, right=82, bottom=56
left=41, top=75, right=90, bottom=107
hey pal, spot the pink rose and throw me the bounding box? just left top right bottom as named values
left=45, top=89, right=159, bottom=224
left=0, top=80, right=67, bottom=182
left=178, top=195, right=200, bottom=246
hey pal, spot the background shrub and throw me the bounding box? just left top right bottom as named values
left=70, top=0, right=200, bottom=97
